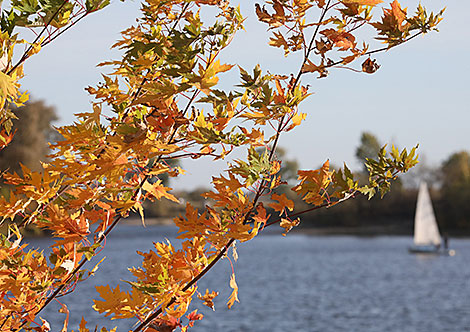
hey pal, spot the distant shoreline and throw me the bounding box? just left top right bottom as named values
left=295, top=226, right=411, bottom=237
left=121, top=218, right=470, bottom=237
left=122, top=217, right=175, bottom=226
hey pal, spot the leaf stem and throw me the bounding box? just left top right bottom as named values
left=39, top=11, right=89, bottom=47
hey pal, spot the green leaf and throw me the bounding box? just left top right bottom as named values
left=86, top=0, right=110, bottom=12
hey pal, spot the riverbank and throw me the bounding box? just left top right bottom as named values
left=295, top=225, right=411, bottom=236
left=12, top=216, right=467, bottom=238
left=122, top=218, right=411, bottom=235
left=122, top=217, right=470, bottom=237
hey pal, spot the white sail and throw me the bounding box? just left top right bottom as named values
left=414, top=182, right=441, bottom=246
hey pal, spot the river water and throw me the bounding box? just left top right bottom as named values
left=26, top=225, right=470, bottom=332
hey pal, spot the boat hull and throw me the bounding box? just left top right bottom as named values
left=408, top=246, right=456, bottom=256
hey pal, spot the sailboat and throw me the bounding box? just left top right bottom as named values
left=408, top=182, right=455, bottom=255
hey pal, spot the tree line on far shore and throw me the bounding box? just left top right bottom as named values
left=1, top=102, right=469, bottom=235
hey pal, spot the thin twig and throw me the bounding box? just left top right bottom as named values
left=8, top=0, right=69, bottom=75
left=40, top=11, right=89, bottom=47
left=325, top=31, right=423, bottom=70
left=293, top=0, right=333, bottom=90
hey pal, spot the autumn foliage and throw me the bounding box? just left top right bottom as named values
left=0, top=0, right=443, bottom=331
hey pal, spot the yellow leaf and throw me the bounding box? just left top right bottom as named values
left=0, top=71, right=18, bottom=100
left=93, top=285, right=144, bottom=319
left=147, top=164, right=170, bottom=176
left=227, top=273, right=239, bottom=309
left=285, top=112, right=307, bottom=131
left=9, top=223, right=22, bottom=249
left=291, top=112, right=306, bottom=127
left=90, top=256, right=106, bottom=275
left=209, top=59, right=234, bottom=75
left=194, top=109, right=210, bottom=128
left=142, top=180, right=179, bottom=203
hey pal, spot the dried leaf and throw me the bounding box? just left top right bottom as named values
left=362, top=58, right=380, bottom=73
left=198, top=289, right=219, bottom=310
left=227, top=273, right=239, bottom=309
left=280, top=217, right=300, bottom=235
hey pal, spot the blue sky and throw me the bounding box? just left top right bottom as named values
left=19, top=0, right=470, bottom=190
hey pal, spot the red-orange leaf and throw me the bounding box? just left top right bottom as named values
left=0, top=129, right=15, bottom=149
left=391, top=0, right=407, bottom=26
left=187, top=310, right=204, bottom=327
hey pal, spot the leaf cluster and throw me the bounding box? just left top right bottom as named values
left=0, top=0, right=441, bottom=331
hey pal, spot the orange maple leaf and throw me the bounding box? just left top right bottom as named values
left=320, top=29, right=356, bottom=51
left=0, top=129, right=15, bottom=149
left=112, top=153, right=128, bottom=166
left=391, top=0, right=407, bottom=27
left=269, top=193, right=294, bottom=214
left=292, top=160, right=333, bottom=205
left=198, top=289, right=219, bottom=310
left=371, top=0, right=410, bottom=39
left=302, top=59, right=328, bottom=78
left=78, top=317, right=90, bottom=332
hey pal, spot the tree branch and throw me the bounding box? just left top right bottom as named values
left=293, top=0, right=333, bottom=90
left=8, top=0, right=69, bottom=75
left=326, top=31, right=424, bottom=70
